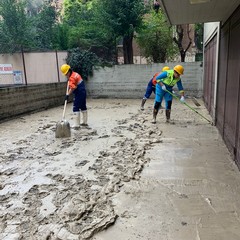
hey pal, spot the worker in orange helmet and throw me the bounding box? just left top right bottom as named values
left=60, top=64, right=88, bottom=128
left=153, top=65, right=185, bottom=124
left=141, top=66, right=170, bottom=110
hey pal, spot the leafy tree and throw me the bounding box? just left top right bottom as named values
left=95, top=0, right=145, bottom=64
left=33, top=2, right=58, bottom=50
left=63, top=0, right=117, bottom=63
left=52, top=22, right=70, bottom=50
left=63, top=0, right=90, bottom=26
left=136, top=10, right=176, bottom=63
left=0, top=0, right=61, bottom=52
left=194, top=23, right=203, bottom=61
left=0, top=0, right=34, bottom=53
left=195, top=23, right=203, bottom=51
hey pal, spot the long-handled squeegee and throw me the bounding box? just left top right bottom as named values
left=165, top=89, right=214, bottom=125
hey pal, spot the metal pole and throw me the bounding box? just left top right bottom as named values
left=55, top=50, right=60, bottom=83
left=21, top=47, right=27, bottom=85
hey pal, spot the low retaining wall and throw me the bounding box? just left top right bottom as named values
left=0, top=83, right=66, bottom=122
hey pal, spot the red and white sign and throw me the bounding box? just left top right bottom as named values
left=0, top=64, right=13, bottom=74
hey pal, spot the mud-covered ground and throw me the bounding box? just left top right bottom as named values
left=1, top=99, right=240, bottom=240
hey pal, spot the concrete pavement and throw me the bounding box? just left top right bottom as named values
left=93, top=99, right=240, bottom=240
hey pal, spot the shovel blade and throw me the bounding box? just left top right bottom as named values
left=55, top=120, right=71, bottom=138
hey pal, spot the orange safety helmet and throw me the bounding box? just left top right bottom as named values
left=173, top=65, right=184, bottom=75
left=60, top=64, right=71, bottom=75
left=162, top=66, right=170, bottom=72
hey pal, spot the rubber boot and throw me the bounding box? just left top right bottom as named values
left=73, top=112, right=80, bottom=129
left=141, top=98, right=147, bottom=110
left=152, top=108, right=158, bottom=124
left=166, top=110, right=171, bottom=123
left=81, top=111, right=88, bottom=126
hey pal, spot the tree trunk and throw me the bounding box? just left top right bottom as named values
left=173, top=24, right=192, bottom=63
left=180, top=50, right=185, bottom=62
left=152, top=32, right=166, bottom=63
left=123, top=34, right=133, bottom=64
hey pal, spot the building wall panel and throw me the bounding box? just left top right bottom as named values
left=216, top=5, right=240, bottom=167
left=203, top=35, right=217, bottom=116
left=216, top=23, right=229, bottom=136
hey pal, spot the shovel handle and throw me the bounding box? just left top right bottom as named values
left=62, top=82, right=69, bottom=120
left=62, top=99, right=67, bottom=120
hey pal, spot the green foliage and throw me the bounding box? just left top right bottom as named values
left=192, top=23, right=203, bottom=62
left=52, top=23, right=70, bottom=50
left=0, top=0, right=34, bottom=53
left=95, top=0, right=145, bottom=63
left=195, top=23, right=203, bottom=51
left=0, top=0, right=62, bottom=52
left=33, top=3, right=58, bottom=50
left=96, top=0, right=145, bottom=36
left=62, top=0, right=117, bottom=62
left=63, top=0, right=94, bottom=25
left=136, top=10, right=177, bottom=63
left=66, top=47, right=100, bottom=80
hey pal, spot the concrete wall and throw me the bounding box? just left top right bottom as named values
left=86, top=62, right=203, bottom=98
left=0, top=83, right=66, bottom=122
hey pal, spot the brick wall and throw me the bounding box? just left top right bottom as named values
left=0, top=83, right=66, bottom=122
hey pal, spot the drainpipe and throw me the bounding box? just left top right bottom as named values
left=213, top=22, right=221, bottom=125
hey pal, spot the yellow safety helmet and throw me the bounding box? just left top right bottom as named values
left=162, top=66, right=170, bottom=72
left=60, top=64, right=71, bottom=75
left=173, top=65, right=184, bottom=75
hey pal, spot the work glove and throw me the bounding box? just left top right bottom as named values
left=180, top=96, right=185, bottom=103
left=65, top=95, right=69, bottom=101
left=161, top=85, right=166, bottom=91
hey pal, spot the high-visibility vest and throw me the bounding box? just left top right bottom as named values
left=159, top=70, right=181, bottom=87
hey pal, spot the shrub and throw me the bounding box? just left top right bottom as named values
left=66, top=48, right=100, bottom=80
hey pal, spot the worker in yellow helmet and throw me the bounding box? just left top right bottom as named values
left=141, top=66, right=170, bottom=110
left=60, top=64, right=88, bottom=128
left=153, top=65, right=185, bottom=123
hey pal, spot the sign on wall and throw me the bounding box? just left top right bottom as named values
left=0, top=64, right=13, bottom=74
left=13, top=71, right=23, bottom=84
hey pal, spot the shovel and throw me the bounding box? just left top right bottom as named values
left=55, top=83, right=71, bottom=138
left=165, top=89, right=213, bottom=125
